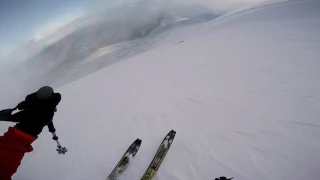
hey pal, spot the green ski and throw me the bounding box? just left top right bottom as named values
left=141, top=130, right=176, bottom=180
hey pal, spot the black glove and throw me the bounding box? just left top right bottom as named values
left=13, top=87, right=61, bottom=136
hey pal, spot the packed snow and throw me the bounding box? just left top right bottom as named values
left=1, top=0, right=320, bottom=179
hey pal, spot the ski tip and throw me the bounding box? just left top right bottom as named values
left=170, top=130, right=176, bottom=134
left=134, top=138, right=142, bottom=145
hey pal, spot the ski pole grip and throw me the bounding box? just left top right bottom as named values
left=47, top=122, right=56, bottom=133
left=52, top=134, right=59, bottom=141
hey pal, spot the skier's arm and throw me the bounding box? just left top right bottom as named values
left=0, top=127, right=37, bottom=180
left=17, top=93, right=35, bottom=110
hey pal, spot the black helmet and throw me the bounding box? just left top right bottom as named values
left=215, top=177, right=234, bottom=180
left=36, top=86, right=54, bottom=99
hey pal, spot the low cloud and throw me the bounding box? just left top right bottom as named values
left=0, top=0, right=272, bottom=106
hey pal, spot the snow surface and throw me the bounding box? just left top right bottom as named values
left=1, top=0, right=320, bottom=179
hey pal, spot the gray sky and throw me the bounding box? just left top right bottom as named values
left=0, top=0, right=89, bottom=56
left=0, top=0, right=268, bottom=58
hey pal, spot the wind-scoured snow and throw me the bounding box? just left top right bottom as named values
left=2, top=0, right=320, bottom=179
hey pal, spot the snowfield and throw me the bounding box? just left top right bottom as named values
left=2, top=0, right=320, bottom=179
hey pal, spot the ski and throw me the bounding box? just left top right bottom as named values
left=141, top=130, right=177, bottom=180
left=107, top=138, right=142, bottom=180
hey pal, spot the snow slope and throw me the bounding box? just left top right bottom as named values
left=6, top=0, right=320, bottom=179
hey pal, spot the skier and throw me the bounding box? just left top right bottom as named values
left=0, top=86, right=61, bottom=180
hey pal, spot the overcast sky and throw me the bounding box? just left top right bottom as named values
left=0, top=0, right=89, bottom=56
left=0, top=0, right=268, bottom=57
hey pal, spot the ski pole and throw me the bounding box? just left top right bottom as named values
left=47, top=122, right=68, bottom=154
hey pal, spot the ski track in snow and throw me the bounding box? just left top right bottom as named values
left=0, top=0, right=319, bottom=179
